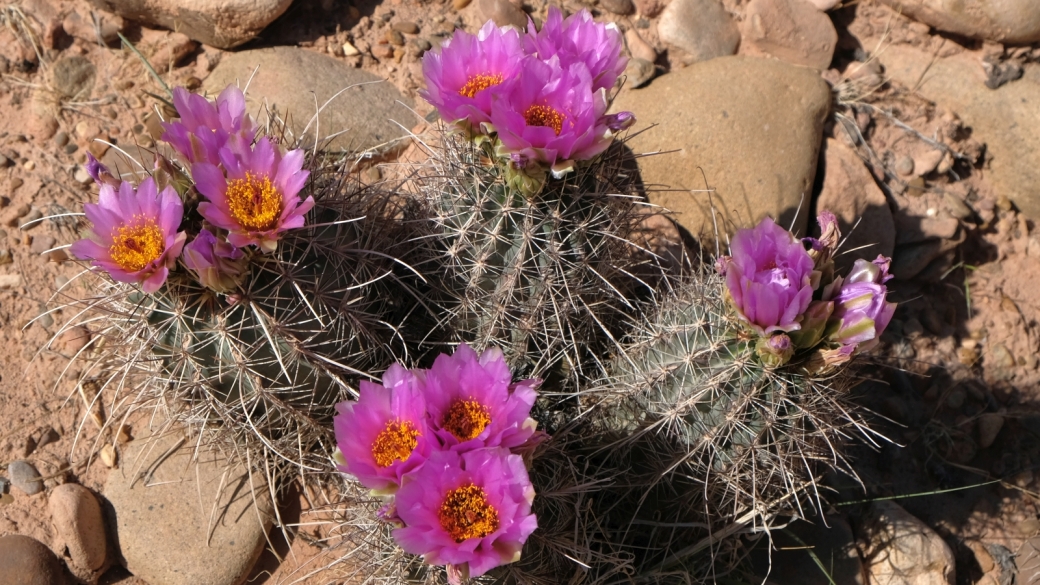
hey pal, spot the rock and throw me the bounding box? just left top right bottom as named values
left=602, top=0, right=635, bottom=15
left=392, top=20, right=420, bottom=34
left=877, top=46, right=1040, bottom=222
left=913, top=148, right=944, bottom=177
left=104, top=433, right=273, bottom=585
left=634, top=0, right=667, bottom=18
left=625, top=28, right=657, bottom=63
left=877, top=0, right=1040, bottom=44
left=50, top=55, right=96, bottom=100
left=891, top=237, right=961, bottom=280
left=0, top=534, right=66, bottom=585
left=453, top=0, right=472, bottom=9
left=146, top=31, right=198, bottom=70
left=805, top=0, right=840, bottom=9
left=742, top=0, right=838, bottom=70
left=53, top=130, right=68, bottom=148
left=815, top=138, right=895, bottom=270
left=49, top=484, right=107, bottom=575
left=29, top=114, right=59, bottom=143
left=977, top=413, right=1004, bottom=449
left=658, top=0, right=740, bottom=64
left=2, top=203, right=31, bottom=227
left=30, top=234, right=55, bottom=256
left=0, top=274, right=23, bottom=290
left=62, top=9, right=124, bottom=44
left=625, top=58, right=656, bottom=88
left=86, top=0, right=292, bottom=48
left=0, top=250, right=11, bottom=265
left=612, top=56, right=829, bottom=243
left=55, top=326, right=91, bottom=355
left=9, top=460, right=44, bottom=495
left=203, top=46, right=415, bottom=154
left=857, top=501, right=955, bottom=585
left=35, top=427, right=60, bottom=451
left=478, top=0, right=528, bottom=30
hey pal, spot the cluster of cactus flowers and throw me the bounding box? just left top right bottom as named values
left=58, top=7, right=901, bottom=585
left=333, top=344, right=541, bottom=582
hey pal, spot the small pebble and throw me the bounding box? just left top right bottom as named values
left=73, top=166, right=92, bottom=184
left=54, top=130, right=69, bottom=147
left=414, top=39, right=433, bottom=54
left=0, top=274, right=22, bottom=289
left=54, top=275, right=69, bottom=289
left=127, top=94, right=143, bottom=108
left=0, top=154, right=9, bottom=167
left=22, top=160, right=35, bottom=171
left=99, top=444, right=117, bottom=468
left=56, top=326, right=91, bottom=354
left=387, top=29, right=406, bottom=46
left=0, top=476, right=8, bottom=493
left=20, top=207, right=42, bottom=229
left=601, top=0, right=635, bottom=15
left=453, top=0, right=472, bottom=8
left=372, top=44, right=395, bottom=59
left=343, top=41, right=361, bottom=56
left=64, top=142, right=79, bottom=154
left=0, top=249, right=11, bottom=265
left=895, top=155, right=914, bottom=176
left=36, top=427, right=60, bottom=450
left=10, top=177, right=23, bottom=190
left=38, top=310, right=54, bottom=328
left=392, top=21, right=420, bottom=34
left=8, top=460, right=43, bottom=495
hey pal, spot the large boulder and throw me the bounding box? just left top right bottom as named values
left=203, top=46, right=416, bottom=154
left=612, top=55, right=831, bottom=243
left=657, top=0, right=741, bottom=64
left=86, top=0, right=292, bottom=49
left=877, top=45, right=1040, bottom=222
left=877, top=0, right=1040, bottom=44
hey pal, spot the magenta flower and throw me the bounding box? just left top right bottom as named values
left=85, top=153, right=119, bottom=188
left=333, top=364, right=433, bottom=494
left=721, top=217, right=815, bottom=335
left=181, top=229, right=247, bottom=293
left=192, top=137, right=313, bottom=252
left=161, top=84, right=255, bottom=165
left=421, top=344, right=538, bottom=452
left=825, top=255, right=896, bottom=354
left=393, top=448, right=538, bottom=581
left=490, top=57, right=613, bottom=173
left=70, top=178, right=186, bottom=294
left=421, top=20, right=525, bottom=129
left=524, top=7, right=626, bottom=93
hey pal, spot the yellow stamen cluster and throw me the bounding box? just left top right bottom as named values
left=109, top=219, right=164, bottom=272
left=442, top=399, right=492, bottom=441
left=523, top=104, right=564, bottom=136
left=458, top=73, right=505, bottom=99
left=371, top=420, right=421, bottom=468
left=225, top=172, right=282, bottom=232
left=438, top=483, right=500, bottom=542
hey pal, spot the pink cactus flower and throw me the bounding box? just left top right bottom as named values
left=490, top=56, right=613, bottom=173
left=721, top=217, right=815, bottom=335
left=181, top=229, right=247, bottom=293
left=333, top=364, right=433, bottom=494
left=524, top=7, right=626, bottom=93
left=192, top=137, right=313, bottom=253
left=825, top=255, right=896, bottom=354
left=421, top=344, right=539, bottom=452
left=161, top=84, right=255, bottom=165
left=70, top=178, right=186, bottom=293
left=393, top=448, right=538, bottom=582
left=421, top=20, right=525, bottom=129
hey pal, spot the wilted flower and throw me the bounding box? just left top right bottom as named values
left=721, top=217, right=815, bottom=335
left=70, top=178, right=186, bottom=293
left=421, top=20, right=525, bottom=129
left=393, top=448, right=538, bottom=583
left=161, top=84, right=255, bottom=165
left=524, top=7, right=626, bottom=92
left=333, top=364, right=432, bottom=494
left=826, top=255, right=896, bottom=354
left=422, top=344, right=538, bottom=451
left=490, top=57, right=613, bottom=176
left=193, top=137, right=313, bottom=252
left=181, top=229, right=247, bottom=293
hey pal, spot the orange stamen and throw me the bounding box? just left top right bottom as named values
left=442, top=399, right=492, bottom=441
left=109, top=219, right=165, bottom=272
left=438, top=483, right=500, bottom=542
left=225, top=172, right=282, bottom=232
left=371, top=420, right=420, bottom=468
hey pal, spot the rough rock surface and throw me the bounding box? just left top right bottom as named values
left=857, top=501, right=956, bottom=585
left=48, top=484, right=107, bottom=578
left=103, top=433, right=274, bottom=585
left=878, top=46, right=1040, bottom=222
left=0, top=535, right=66, bottom=585
left=741, top=0, right=838, bottom=70
left=612, top=56, right=830, bottom=242
left=203, top=46, right=415, bottom=154
left=815, top=138, right=895, bottom=270
left=85, top=0, right=293, bottom=49
left=657, top=0, right=740, bottom=64
left=877, top=0, right=1040, bottom=44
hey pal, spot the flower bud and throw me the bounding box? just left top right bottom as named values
left=826, top=255, right=896, bottom=354
left=181, top=229, right=247, bottom=293
left=756, top=333, right=794, bottom=367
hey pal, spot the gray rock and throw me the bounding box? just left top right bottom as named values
left=104, top=433, right=273, bottom=585
left=857, top=501, right=955, bottom=585
left=50, top=55, right=96, bottom=100
left=878, top=0, right=1040, bottom=44
left=86, top=0, right=292, bottom=49
left=49, top=484, right=108, bottom=576
left=9, top=460, right=44, bottom=495
left=977, top=413, right=1004, bottom=449
left=203, top=46, right=415, bottom=154
left=611, top=56, right=830, bottom=243
left=0, top=535, right=66, bottom=585
left=658, top=0, right=740, bottom=63
left=601, top=0, right=635, bottom=15
left=891, top=236, right=961, bottom=281
left=478, top=0, right=528, bottom=30
left=625, top=58, right=656, bottom=89
left=741, top=0, right=838, bottom=70
left=815, top=138, right=895, bottom=271
left=878, top=46, right=1040, bottom=222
